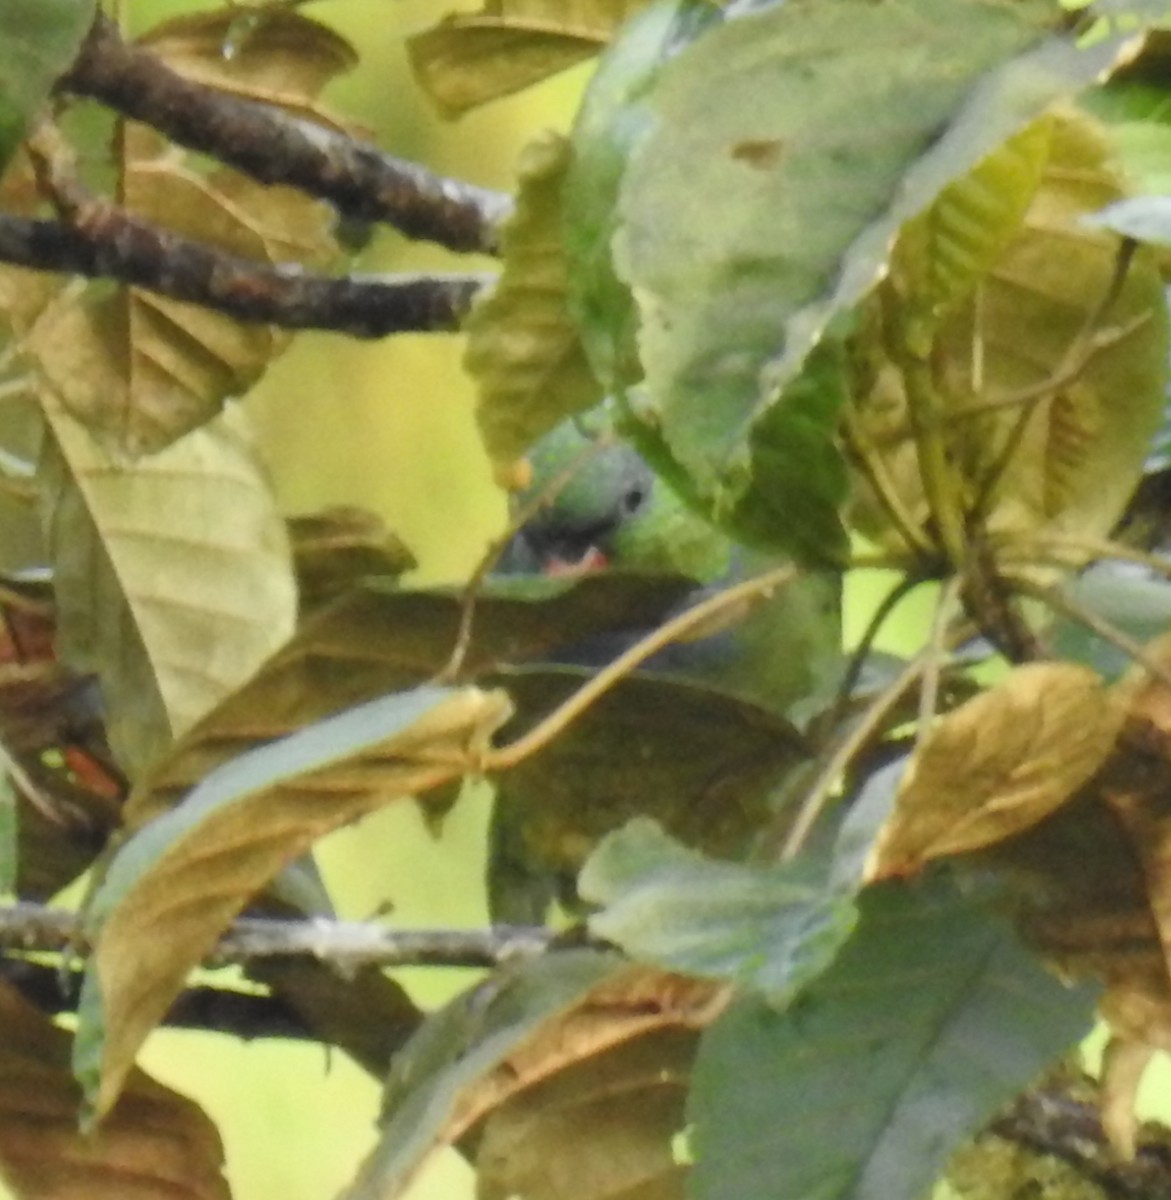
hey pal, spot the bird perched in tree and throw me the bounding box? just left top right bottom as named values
left=497, top=415, right=842, bottom=725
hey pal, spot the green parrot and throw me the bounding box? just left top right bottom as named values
left=497, top=416, right=843, bottom=724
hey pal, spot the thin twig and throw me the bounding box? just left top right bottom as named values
left=61, top=14, right=511, bottom=254
left=0, top=902, right=559, bottom=969
left=483, top=564, right=798, bottom=772
left=917, top=575, right=962, bottom=744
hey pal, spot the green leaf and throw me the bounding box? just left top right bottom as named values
left=580, top=819, right=856, bottom=1005
left=408, top=1, right=654, bottom=117
left=468, top=131, right=604, bottom=467
left=73, top=684, right=512, bottom=1122
left=0, top=0, right=95, bottom=173
left=688, top=875, right=1097, bottom=1200
left=563, top=0, right=721, bottom=394
left=613, top=0, right=1137, bottom=557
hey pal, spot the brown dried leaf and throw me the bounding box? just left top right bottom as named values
left=867, top=663, right=1121, bottom=880
left=0, top=982, right=229, bottom=1200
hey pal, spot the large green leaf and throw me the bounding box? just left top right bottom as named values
left=408, top=1, right=654, bottom=117
left=611, top=0, right=1137, bottom=558
left=0, top=0, right=95, bottom=173
left=73, top=684, right=511, bottom=1122
left=580, top=819, right=856, bottom=1005
left=687, top=876, right=1097, bottom=1200
left=563, top=0, right=721, bottom=395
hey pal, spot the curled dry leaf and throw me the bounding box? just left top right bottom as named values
left=0, top=982, right=229, bottom=1200
left=867, top=662, right=1121, bottom=880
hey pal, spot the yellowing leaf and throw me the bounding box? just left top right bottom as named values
left=0, top=982, right=229, bottom=1200
left=40, top=400, right=297, bottom=778
left=0, top=10, right=350, bottom=454
left=408, top=1, right=651, bottom=118
left=867, top=663, right=1121, bottom=879
left=76, top=684, right=513, bottom=1121
left=468, top=131, right=604, bottom=468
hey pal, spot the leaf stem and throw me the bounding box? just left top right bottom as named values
left=482, top=563, right=798, bottom=772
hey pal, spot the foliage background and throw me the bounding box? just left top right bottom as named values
left=100, top=2, right=587, bottom=1197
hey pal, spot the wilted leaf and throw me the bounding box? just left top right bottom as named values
left=408, top=1, right=652, bottom=118
left=0, top=982, right=229, bottom=1200
left=344, top=950, right=721, bottom=1200
left=688, top=876, right=1097, bottom=1200
left=40, top=401, right=297, bottom=778
left=75, top=684, right=511, bottom=1121
left=867, top=663, right=1122, bottom=880
left=475, top=1026, right=696, bottom=1200
left=611, top=0, right=1138, bottom=557
left=580, top=819, right=855, bottom=1006
left=468, top=131, right=603, bottom=467
left=0, top=0, right=96, bottom=174
left=489, top=667, right=807, bottom=920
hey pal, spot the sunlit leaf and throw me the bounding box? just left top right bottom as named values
left=468, top=131, right=603, bottom=468
left=688, top=876, right=1097, bottom=1200
left=612, top=0, right=1138, bottom=557
left=0, top=982, right=229, bottom=1200
left=39, top=401, right=297, bottom=778
left=580, top=819, right=855, bottom=1006
left=867, top=663, right=1122, bottom=880
left=408, top=1, right=653, bottom=118
left=0, top=0, right=96, bottom=175
left=344, top=951, right=721, bottom=1200
left=74, top=684, right=512, bottom=1121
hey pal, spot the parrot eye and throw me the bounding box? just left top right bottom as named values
left=622, top=485, right=646, bottom=514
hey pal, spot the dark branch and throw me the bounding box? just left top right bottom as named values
left=0, top=208, right=490, bottom=337
left=61, top=14, right=511, bottom=255
left=0, top=958, right=313, bottom=1041
left=0, top=902, right=559, bottom=969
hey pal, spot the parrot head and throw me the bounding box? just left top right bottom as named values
left=498, top=418, right=731, bottom=583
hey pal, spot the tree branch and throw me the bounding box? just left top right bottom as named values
left=0, top=902, right=559, bottom=969
left=0, top=209, right=490, bottom=336
left=60, top=14, right=511, bottom=255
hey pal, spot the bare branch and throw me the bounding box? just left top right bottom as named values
left=0, top=208, right=490, bottom=336
left=60, top=14, right=511, bottom=255
left=0, top=902, right=558, bottom=969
